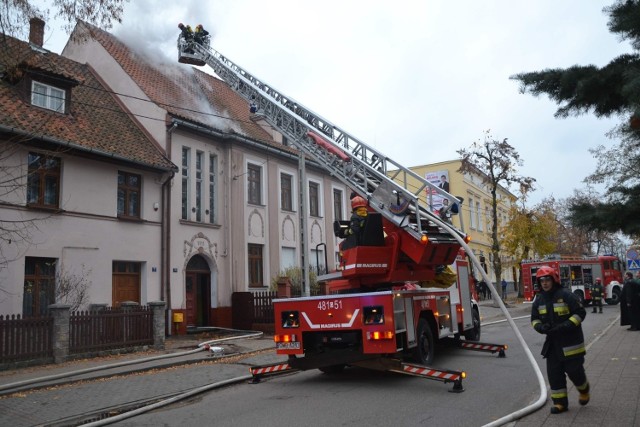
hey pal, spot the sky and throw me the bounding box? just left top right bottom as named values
left=34, top=0, right=631, bottom=206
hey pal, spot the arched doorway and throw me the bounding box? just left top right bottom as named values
left=185, top=255, right=211, bottom=327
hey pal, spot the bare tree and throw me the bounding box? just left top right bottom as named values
left=55, top=263, right=91, bottom=311
left=0, top=0, right=126, bottom=43
left=457, top=130, right=535, bottom=288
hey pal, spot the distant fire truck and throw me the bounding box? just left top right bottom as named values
left=521, top=255, right=624, bottom=305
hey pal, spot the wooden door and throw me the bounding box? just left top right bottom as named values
left=112, top=273, right=140, bottom=307
left=185, top=273, right=196, bottom=326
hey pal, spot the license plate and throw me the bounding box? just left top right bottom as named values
left=276, top=342, right=300, bottom=349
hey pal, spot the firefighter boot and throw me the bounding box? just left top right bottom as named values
left=592, top=307, right=597, bottom=313
left=578, top=382, right=590, bottom=406
left=550, top=404, right=567, bottom=414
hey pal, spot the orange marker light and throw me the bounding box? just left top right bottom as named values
left=421, top=234, right=429, bottom=244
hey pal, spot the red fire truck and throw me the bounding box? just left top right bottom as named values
left=179, top=34, right=506, bottom=391
left=521, top=255, right=624, bottom=305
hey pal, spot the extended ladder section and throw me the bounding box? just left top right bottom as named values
left=179, top=39, right=465, bottom=246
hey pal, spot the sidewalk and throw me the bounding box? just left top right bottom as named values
left=513, top=310, right=640, bottom=426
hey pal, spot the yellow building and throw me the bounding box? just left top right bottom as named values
left=397, top=159, right=517, bottom=287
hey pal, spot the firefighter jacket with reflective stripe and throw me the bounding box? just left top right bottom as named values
left=531, top=286, right=586, bottom=360
left=591, top=283, right=604, bottom=301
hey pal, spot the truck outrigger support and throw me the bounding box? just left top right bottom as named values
left=249, top=359, right=466, bottom=392
left=392, top=362, right=466, bottom=393
left=454, top=340, right=507, bottom=358
left=249, top=362, right=298, bottom=384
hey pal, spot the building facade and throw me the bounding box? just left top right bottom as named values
left=0, top=20, right=177, bottom=315
left=405, top=160, right=517, bottom=285
left=61, top=22, right=348, bottom=332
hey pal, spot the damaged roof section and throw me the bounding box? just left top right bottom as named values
left=81, top=21, right=279, bottom=145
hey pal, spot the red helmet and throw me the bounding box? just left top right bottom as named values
left=536, top=266, right=559, bottom=284
left=595, top=277, right=601, bottom=283
left=351, top=196, right=367, bottom=209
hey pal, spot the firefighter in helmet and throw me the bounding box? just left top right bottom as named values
left=531, top=265, right=590, bottom=414
left=591, top=277, right=604, bottom=314
left=178, top=23, right=193, bottom=41
left=345, top=195, right=368, bottom=239
left=194, top=24, right=209, bottom=45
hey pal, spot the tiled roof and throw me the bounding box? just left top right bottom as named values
left=83, top=22, right=284, bottom=147
left=0, top=35, right=176, bottom=171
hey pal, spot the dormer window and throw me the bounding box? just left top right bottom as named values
left=31, top=81, right=66, bottom=113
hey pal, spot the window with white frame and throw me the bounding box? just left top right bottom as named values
left=309, top=181, right=319, bottom=217
left=247, top=163, right=262, bottom=205
left=31, top=81, right=65, bottom=112
left=181, top=147, right=190, bottom=220
left=27, top=152, right=60, bottom=208
left=248, top=243, right=264, bottom=287
left=476, top=201, right=482, bottom=232
left=281, top=173, right=293, bottom=211
left=280, top=247, right=296, bottom=270
left=333, top=188, right=343, bottom=221
left=468, top=197, right=476, bottom=229
left=209, top=154, right=217, bottom=224
left=195, top=151, right=203, bottom=222
left=485, top=206, right=491, bottom=233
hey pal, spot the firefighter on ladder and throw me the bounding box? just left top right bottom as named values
left=345, top=196, right=368, bottom=240
left=591, top=278, right=604, bottom=313
left=531, top=266, right=590, bottom=414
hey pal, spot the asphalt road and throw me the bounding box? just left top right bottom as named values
left=111, top=303, right=620, bottom=427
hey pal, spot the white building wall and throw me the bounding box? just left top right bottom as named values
left=0, top=148, right=165, bottom=314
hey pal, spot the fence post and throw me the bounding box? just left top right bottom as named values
left=49, top=304, right=71, bottom=364
left=121, top=301, right=139, bottom=343
left=148, top=301, right=166, bottom=350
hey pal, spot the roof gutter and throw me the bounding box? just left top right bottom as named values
left=169, top=118, right=322, bottom=168
left=0, top=124, right=178, bottom=173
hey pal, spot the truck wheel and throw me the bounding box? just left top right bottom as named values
left=606, top=287, right=621, bottom=305
left=414, top=318, right=435, bottom=365
left=319, top=364, right=346, bottom=374
left=463, top=308, right=481, bottom=341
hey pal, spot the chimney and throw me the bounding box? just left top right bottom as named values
left=29, top=17, right=45, bottom=47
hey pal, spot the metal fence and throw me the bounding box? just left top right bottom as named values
left=0, top=314, right=53, bottom=364
left=252, top=290, right=277, bottom=323
left=69, top=306, right=153, bottom=355
left=251, top=289, right=324, bottom=324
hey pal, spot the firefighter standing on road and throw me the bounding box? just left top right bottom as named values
left=591, top=278, right=604, bottom=314
left=531, top=265, right=590, bottom=415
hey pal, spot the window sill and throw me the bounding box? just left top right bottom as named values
left=26, top=204, right=61, bottom=213
left=117, top=215, right=143, bottom=223
left=179, top=219, right=221, bottom=229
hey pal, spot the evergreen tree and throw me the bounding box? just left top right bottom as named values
left=511, top=1, right=640, bottom=238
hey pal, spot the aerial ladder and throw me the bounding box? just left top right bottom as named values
left=177, top=35, right=505, bottom=390
left=178, top=36, right=466, bottom=271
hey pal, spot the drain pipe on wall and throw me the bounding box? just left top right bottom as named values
left=165, top=121, right=178, bottom=335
